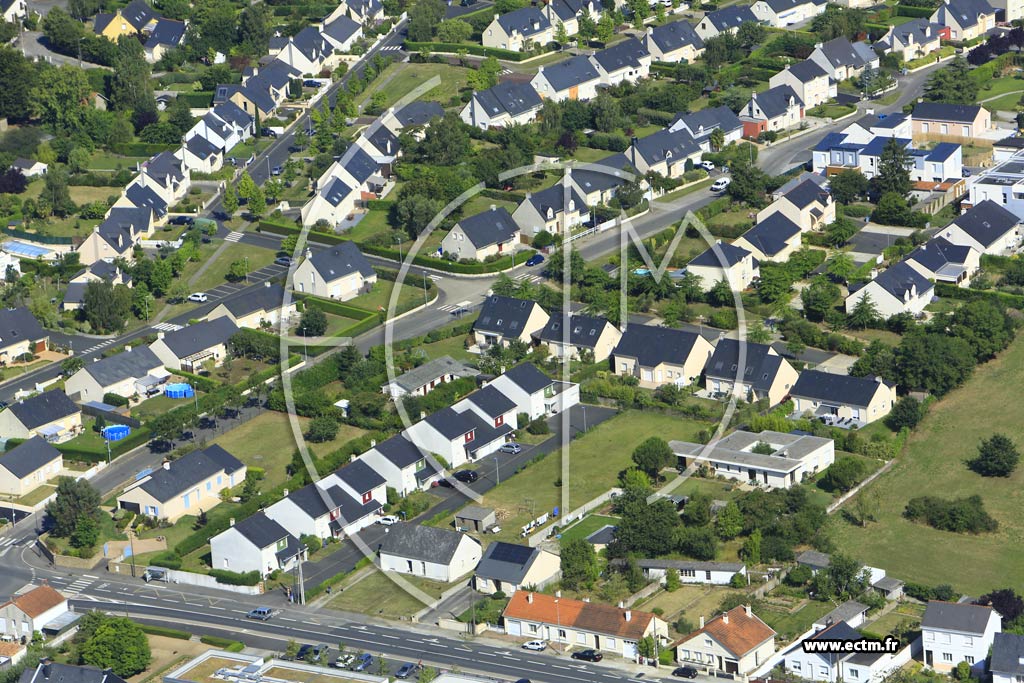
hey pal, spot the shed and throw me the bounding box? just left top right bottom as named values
left=455, top=505, right=496, bottom=533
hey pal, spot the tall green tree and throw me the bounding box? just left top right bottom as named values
left=82, top=281, right=132, bottom=333
left=80, top=617, right=151, bottom=677
left=560, top=537, right=600, bottom=590
left=407, top=0, right=446, bottom=41
left=924, top=57, right=977, bottom=104
left=631, top=437, right=674, bottom=479
left=714, top=501, right=743, bottom=540
left=872, top=138, right=911, bottom=198
left=801, top=276, right=840, bottom=322
left=969, top=434, right=1020, bottom=477
left=46, top=477, right=101, bottom=538
left=0, top=48, right=33, bottom=122
left=109, top=36, right=154, bottom=114
left=847, top=293, right=879, bottom=330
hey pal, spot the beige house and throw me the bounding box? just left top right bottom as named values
left=535, top=313, right=621, bottom=363
left=769, top=60, right=834, bottom=109
left=674, top=606, right=777, bottom=676
left=0, top=391, right=82, bottom=444
left=645, top=21, right=705, bottom=63
left=292, top=243, right=376, bottom=301
left=511, top=183, right=588, bottom=237
left=873, top=20, right=943, bottom=62
left=734, top=213, right=803, bottom=263
left=612, top=325, right=714, bottom=390
left=626, top=127, right=703, bottom=179
left=442, top=207, right=521, bottom=262
left=0, top=308, right=48, bottom=365
left=790, top=370, right=896, bottom=426
left=64, top=346, right=167, bottom=403
left=482, top=7, right=553, bottom=52
left=0, top=585, right=69, bottom=639
left=473, top=295, right=550, bottom=348
left=686, top=242, right=759, bottom=293
left=912, top=102, right=992, bottom=143
left=0, top=438, right=63, bottom=498
left=116, top=445, right=245, bottom=521
left=206, top=283, right=296, bottom=329
left=474, top=541, right=561, bottom=594
left=930, top=0, right=995, bottom=41
left=148, top=317, right=239, bottom=372
left=703, top=339, right=799, bottom=407
left=756, top=179, right=836, bottom=232
left=76, top=207, right=154, bottom=266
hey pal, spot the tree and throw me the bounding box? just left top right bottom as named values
left=62, top=356, right=84, bottom=376
left=109, top=36, right=153, bottom=114
left=886, top=396, right=924, bottom=430
left=46, top=477, right=100, bottom=538
left=82, top=281, right=131, bottom=333
left=284, top=640, right=300, bottom=660
left=811, top=552, right=869, bottom=601
left=825, top=251, right=856, bottom=282
left=407, top=0, right=445, bottom=41
left=894, top=332, right=975, bottom=396
left=148, top=258, right=172, bottom=298
left=820, top=456, right=867, bottom=492
left=610, top=489, right=680, bottom=557
left=81, top=617, right=151, bottom=676
left=872, top=138, right=912, bottom=199
left=977, top=589, right=1024, bottom=625
left=418, top=667, right=438, bottom=683
left=467, top=55, right=501, bottom=91
left=554, top=20, right=569, bottom=44
left=801, top=276, right=840, bottom=322
left=665, top=568, right=681, bottom=592
left=631, top=436, right=673, bottom=479
left=42, top=165, right=75, bottom=217
left=247, top=186, right=266, bottom=217
left=591, top=91, right=620, bottom=132
left=167, top=94, right=195, bottom=136
left=436, top=18, right=472, bottom=42
left=741, top=528, right=761, bottom=564
left=709, top=127, right=725, bottom=152
left=811, top=5, right=865, bottom=40
left=968, top=434, right=1020, bottom=477
left=949, top=300, right=1014, bottom=362
left=306, top=415, right=339, bottom=443
left=70, top=514, right=99, bottom=549
left=222, top=185, right=238, bottom=216
left=683, top=492, right=711, bottom=527
left=847, top=293, right=879, bottom=330
left=238, top=2, right=273, bottom=54
left=393, top=194, right=442, bottom=240
left=714, top=501, right=743, bottom=540
left=298, top=305, right=327, bottom=337
left=226, top=259, right=248, bottom=283
left=829, top=169, right=868, bottom=204
left=620, top=467, right=652, bottom=493
left=924, top=57, right=977, bottom=104
left=736, top=21, right=766, bottom=47
left=0, top=47, right=33, bottom=122
left=596, top=13, right=615, bottom=42
left=560, top=537, right=599, bottom=590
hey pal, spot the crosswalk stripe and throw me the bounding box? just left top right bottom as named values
left=379, top=45, right=402, bottom=52
left=225, top=231, right=244, bottom=243
left=152, top=322, right=183, bottom=332
left=426, top=274, right=442, bottom=281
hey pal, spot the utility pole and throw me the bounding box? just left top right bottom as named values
left=297, top=553, right=306, bottom=605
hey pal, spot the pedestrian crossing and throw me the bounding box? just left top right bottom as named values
left=379, top=45, right=402, bottom=52
left=500, top=68, right=513, bottom=75
left=65, top=576, right=98, bottom=594
left=425, top=274, right=442, bottom=281
left=225, top=231, right=244, bottom=243
left=80, top=339, right=116, bottom=355
left=439, top=303, right=469, bottom=313
left=514, top=273, right=542, bottom=285
left=152, top=322, right=183, bottom=333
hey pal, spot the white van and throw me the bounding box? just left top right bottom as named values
left=711, top=177, right=731, bottom=193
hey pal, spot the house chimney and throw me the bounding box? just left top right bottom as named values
left=162, top=460, right=171, bottom=470
left=229, top=518, right=235, bottom=526
left=283, top=488, right=289, bottom=497
left=264, top=281, right=271, bottom=288
left=745, top=605, right=752, bottom=617
left=555, top=590, right=561, bottom=598
left=700, top=616, right=705, bottom=628
left=306, top=248, right=313, bottom=259
left=630, top=136, right=638, bottom=170
left=583, top=597, right=590, bottom=602
left=420, top=410, right=426, bottom=420
left=490, top=204, right=496, bottom=211
left=125, top=345, right=131, bottom=352
left=494, top=12, right=499, bottom=19
left=370, top=439, right=376, bottom=447
left=157, top=331, right=165, bottom=340
left=618, top=601, right=625, bottom=608
left=625, top=609, right=632, bottom=622
left=723, top=612, right=729, bottom=624
left=527, top=592, right=534, bottom=603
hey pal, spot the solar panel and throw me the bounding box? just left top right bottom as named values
left=489, top=542, right=534, bottom=565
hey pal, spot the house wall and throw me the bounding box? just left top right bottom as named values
left=646, top=566, right=740, bottom=585
left=0, top=338, right=31, bottom=364
left=844, top=280, right=930, bottom=318
left=614, top=335, right=713, bottom=390
left=768, top=70, right=832, bottom=109
left=76, top=231, right=128, bottom=266
left=939, top=222, right=1020, bottom=256
left=923, top=616, right=1000, bottom=673
left=752, top=0, right=824, bottom=26
left=473, top=305, right=549, bottom=348
left=505, top=615, right=663, bottom=658
left=0, top=600, right=67, bottom=638
left=265, top=497, right=329, bottom=539
left=687, top=255, right=759, bottom=293
left=792, top=381, right=896, bottom=425
left=645, top=36, right=704, bottom=64
left=757, top=198, right=835, bottom=233
left=485, top=376, right=545, bottom=420
left=905, top=248, right=981, bottom=287
left=292, top=259, right=375, bottom=300
left=734, top=231, right=801, bottom=263
left=530, top=70, right=600, bottom=102
left=0, top=455, right=63, bottom=497
left=913, top=110, right=992, bottom=142
left=403, top=423, right=470, bottom=468
left=676, top=630, right=775, bottom=675
left=117, top=464, right=243, bottom=522
left=150, top=339, right=229, bottom=372
left=356, top=449, right=423, bottom=496
left=0, top=412, right=82, bottom=444
left=380, top=536, right=481, bottom=582
left=210, top=527, right=279, bottom=576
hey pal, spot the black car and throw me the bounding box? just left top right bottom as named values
left=571, top=649, right=603, bottom=662
left=169, top=215, right=194, bottom=226
left=261, top=127, right=278, bottom=138
left=672, top=667, right=699, bottom=679
left=303, top=79, right=320, bottom=87
left=452, top=469, right=479, bottom=483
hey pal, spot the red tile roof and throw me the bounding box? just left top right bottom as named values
left=673, top=606, right=776, bottom=657
left=5, top=585, right=66, bottom=618
left=503, top=591, right=657, bottom=640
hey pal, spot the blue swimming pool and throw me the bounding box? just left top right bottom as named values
left=102, top=425, right=131, bottom=441
left=165, top=383, right=195, bottom=399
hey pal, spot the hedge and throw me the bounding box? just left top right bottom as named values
left=637, top=108, right=675, bottom=126
left=935, top=282, right=1024, bottom=308
left=208, top=569, right=261, bottom=586
left=178, top=92, right=215, bottom=108
left=37, top=425, right=154, bottom=463
left=896, top=4, right=934, bottom=17
left=139, top=624, right=191, bottom=640
left=297, top=295, right=375, bottom=320
left=365, top=199, right=394, bottom=211
left=479, top=188, right=524, bottom=202
left=111, top=142, right=179, bottom=156
left=3, top=227, right=73, bottom=245
left=403, top=40, right=537, bottom=61
left=200, top=635, right=246, bottom=651
left=164, top=367, right=220, bottom=393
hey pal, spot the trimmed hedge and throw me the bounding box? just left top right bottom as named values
left=297, top=295, right=375, bottom=320
left=403, top=40, right=536, bottom=61
left=896, top=4, right=934, bottom=17
left=479, top=188, right=524, bottom=202
left=164, top=367, right=220, bottom=393
left=365, top=199, right=394, bottom=211
left=111, top=142, right=179, bottom=156
left=178, top=92, right=214, bottom=108
left=208, top=568, right=262, bottom=586
left=139, top=624, right=191, bottom=640
left=200, top=635, right=246, bottom=651
left=935, top=282, right=1024, bottom=308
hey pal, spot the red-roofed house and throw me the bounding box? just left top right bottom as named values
left=672, top=605, right=777, bottom=675
left=502, top=591, right=668, bottom=659
left=0, top=585, right=69, bottom=639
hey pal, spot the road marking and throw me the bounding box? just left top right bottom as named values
left=225, top=231, right=244, bottom=243
left=379, top=45, right=402, bottom=52
left=379, top=634, right=399, bottom=639
left=281, top=617, right=296, bottom=622
left=152, top=322, right=183, bottom=333
left=426, top=274, right=442, bottom=281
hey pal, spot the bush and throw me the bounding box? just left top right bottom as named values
left=526, top=417, right=550, bottom=435
left=904, top=495, right=998, bottom=533
left=968, top=434, right=1020, bottom=477
left=139, top=624, right=190, bottom=639
left=200, top=635, right=245, bottom=650
left=886, top=396, right=924, bottom=430
left=785, top=564, right=813, bottom=586
left=819, top=456, right=868, bottom=493
left=208, top=569, right=262, bottom=585
left=102, top=392, right=130, bottom=407
left=148, top=550, right=182, bottom=569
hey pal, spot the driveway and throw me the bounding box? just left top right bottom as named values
left=17, top=31, right=110, bottom=69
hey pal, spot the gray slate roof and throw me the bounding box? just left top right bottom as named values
left=455, top=206, right=520, bottom=249
left=612, top=325, right=704, bottom=367
left=371, top=434, right=427, bottom=469
left=537, top=313, right=612, bottom=348
left=948, top=199, right=1020, bottom=248
left=97, top=207, right=151, bottom=255
left=672, top=106, right=742, bottom=139
left=782, top=59, right=828, bottom=83
left=703, top=4, right=757, bottom=30
left=790, top=370, right=891, bottom=408
left=122, top=0, right=156, bottom=31
left=0, top=308, right=47, bottom=350
left=307, top=241, right=375, bottom=281
left=495, top=6, right=551, bottom=38
left=155, top=317, right=239, bottom=360
left=387, top=355, right=475, bottom=393
left=796, top=549, right=831, bottom=569
left=912, top=101, right=983, bottom=124
left=688, top=241, right=752, bottom=267
left=475, top=541, right=540, bottom=584
left=220, top=283, right=288, bottom=318
left=704, top=339, right=786, bottom=392
left=499, top=363, right=553, bottom=394
left=636, top=558, right=744, bottom=572
left=647, top=20, right=704, bottom=53
left=393, top=101, right=445, bottom=128
left=232, top=511, right=291, bottom=549
left=593, top=37, right=649, bottom=73
left=740, top=212, right=800, bottom=258
left=334, top=458, right=386, bottom=494
left=20, top=663, right=128, bottom=683
left=816, top=37, right=876, bottom=70
left=7, top=390, right=80, bottom=430
left=936, top=0, right=994, bottom=28
left=475, top=295, right=545, bottom=337
left=922, top=601, right=996, bottom=635
left=783, top=178, right=830, bottom=209
left=523, top=183, right=586, bottom=219
left=816, top=600, right=868, bottom=626
left=870, top=260, right=933, bottom=301
left=78, top=346, right=163, bottom=388
left=631, top=127, right=700, bottom=167
left=751, top=84, right=803, bottom=119
left=422, top=406, right=477, bottom=440
left=0, top=437, right=62, bottom=478
left=473, top=81, right=543, bottom=120
left=137, top=445, right=244, bottom=503
left=991, top=633, right=1024, bottom=676
left=125, top=183, right=167, bottom=217
left=145, top=18, right=185, bottom=47
left=538, top=55, right=600, bottom=92
left=464, top=384, right=516, bottom=418
left=323, top=15, right=361, bottom=44
left=379, top=524, right=477, bottom=564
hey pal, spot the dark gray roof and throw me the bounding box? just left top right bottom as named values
left=81, top=261, right=124, bottom=283
left=79, top=346, right=163, bottom=388
left=473, top=81, right=543, bottom=119
left=816, top=37, right=875, bottom=69
left=537, top=313, right=613, bottom=348
left=773, top=172, right=828, bottom=199
left=334, top=486, right=382, bottom=526
left=125, top=182, right=168, bottom=218
left=499, top=363, right=553, bottom=394
left=422, top=406, right=477, bottom=440
left=63, top=283, right=87, bottom=306
left=365, top=125, right=400, bottom=157
left=783, top=179, right=830, bottom=209
left=647, top=20, right=704, bottom=53
left=475, top=541, right=540, bottom=584
left=20, top=663, right=128, bottom=683
left=143, top=151, right=184, bottom=188
left=0, top=437, right=62, bottom=478
left=379, top=524, right=476, bottom=564
left=807, top=620, right=862, bottom=643
left=636, top=558, right=744, bottom=572
left=122, top=0, right=156, bottom=31
left=672, top=106, right=742, bottom=139
left=232, top=511, right=290, bottom=549
left=816, top=600, right=868, bottom=626
left=7, top=390, right=79, bottom=430
left=922, top=601, right=996, bottom=635
left=283, top=482, right=342, bottom=518
left=98, top=207, right=151, bottom=254
left=334, top=458, right=386, bottom=495
left=791, top=370, right=891, bottom=408
left=870, top=261, right=933, bottom=301
left=495, top=6, right=551, bottom=37
left=538, top=55, right=600, bottom=92
left=995, top=135, right=1024, bottom=150
left=586, top=524, right=616, bottom=545
left=475, top=295, right=545, bottom=337
left=92, top=13, right=116, bottom=35
left=185, top=135, right=219, bottom=161
left=524, top=183, right=586, bottom=219
left=145, top=18, right=185, bottom=47
left=387, top=355, right=475, bottom=393
left=323, top=15, right=361, bottom=44
left=307, top=241, right=375, bottom=281
left=937, top=0, right=994, bottom=28
left=752, top=84, right=803, bottom=119
left=704, top=4, right=757, bottom=30
left=593, top=37, right=649, bottom=73
left=220, top=283, right=287, bottom=317
left=704, top=339, right=786, bottom=391
left=455, top=206, right=519, bottom=249
left=155, top=317, right=238, bottom=360
left=631, top=128, right=700, bottom=167
left=249, top=59, right=299, bottom=92
left=740, top=212, right=800, bottom=258
left=573, top=153, right=634, bottom=192
left=782, top=59, right=828, bottom=83
left=688, top=241, right=752, bottom=267
left=612, top=325, right=704, bottom=367
left=913, top=101, right=983, bottom=124
left=796, top=549, right=831, bottom=569
left=290, top=26, right=330, bottom=61
left=991, top=633, right=1024, bottom=676
left=393, top=101, right=445, bottom=128
left=875, top=18, right=942, bottom=50
left=949, top=199, right=1019, bottom=247
left=760, top=0, right=824, bottom=13
left=343, top=145, right=378, bottom=185
left=464, top=384, right=516, bottom=418
left=137, top=445, right=244, bottom=503
left=321, top=176, right=353, bottom=207
left=212, top=101, right=253, bottom=129
left=372, top=434, right=427, bottom=469
left=0, top=308, right=47, bottom=350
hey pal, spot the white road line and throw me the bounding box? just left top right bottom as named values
left=281, top=617, right=296, bottom=622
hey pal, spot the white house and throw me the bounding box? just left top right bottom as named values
left=535, top=312, right=622, bottom=363
left=64, top=346, right=168, bottom=402
left=937, top=200, right=1021, bottom=255
left=441, top=206, right=521, bottom=262
left=460, top=81, right=543, bottom=131
left=530, top=55, right=602, bottom=102
left=735, top=212, right=803, bottom=262
left=473, top=295, right=550, bottom=348
left=0, top=438, right=63, bottom=498
left=674, top=606, right=777, bottom=676
left=148, top=317, right=239, bottom=372
left=205, top=282, right=296, bottom=329
left=751, top=0, right=826, bottom=27
left=381, top=356, right=476, bottom=400
left=808, top=37, right=880, bottom=81
left=695, top=5, right=758, bottom=40
left=637, top=560, right=746, bottom=586
left=403, top=405, right=512, bottom=468
left=769, top=60, right=836, bottom=109
left=921, top=601, right=1001, bottom=674
left=669, top=106, right=744, bottom=150
left=873, top=19, right=944, bottom=62
left=485, top=362, right=580, bottom=420
left=379, top=525, right=482, bottom=582
left=291, top=242, right=377, bottom=301
left=209, top=512, right=304, bottom=577
left=481, top=7, right=553, bottom=52
left=474, top=542, right=561, bottom=594
left=845, top=260, right=934, bottom=318
left=645, top=20, right=705, bottom=64
left=591, top=37, right=651, bottom=87
left=353, top=434, right=438, bottom=497
left=991, top=633, right=1024, bottom=683
left=785, top=621, right=902, bottom=683
left=740, top=85, right=804, bottom=137
left=686, top=241, right=759, bottom=292
left=757, top=178, right=836, bottom=234
left=0, top=586, right=69, bottom=640
left=512, top=182, right=589, bottom=237
left=930, top=0, right=995, bottom=41
left=790, top=370, right=897, bottom=426
left=626, top=127, right=703, bottom=179
left=904, top=237, right=981, bottom=287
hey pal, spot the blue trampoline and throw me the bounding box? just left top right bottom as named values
left=165, top=383, right=195, bottom=399
left=102, top=425, right=130, bottom=441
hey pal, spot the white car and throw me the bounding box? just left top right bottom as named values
left=187, top=292, right=208, bottom=303
left=700, top=160, right=715, bottom=171
left=378, top=515, right=400, bottom=526
left=711, top=178, right=731, bottom=193
left=522, top=640, right=547, bottom=651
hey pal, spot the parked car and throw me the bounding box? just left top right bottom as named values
left=699, top=160, right=715, bottom=171
left=351, top=654, right=373, bottom=672
left=169, top=215, right=194, bottom=226
left=378, top=515, right=400, bottom=525
left=672, top=666, right=699, bottom=678
left=499, top=442, right=523, bottom=455
left=522, top=640, right=547, bottom=651
left=571, top=649, right=603, bottom=662
left=962, top=168, right=972, bottom=177
left=432, top=478, right=454, bottom=488
left=261, top=128, right=278, bottom=138
left=187, top=292, right=208, bottom=303
left=272, top=165, right=283, bottom=175
left=275, top=256, right=292, bottom=266
left=395, top=663, right=419, bottom=679
left=526, top=254, right=545, bottom=267
left=330, top=655, right=354, bottom=669
left=303, top=79, right=320, bottom=87
left=452, top=469, right=479, bottom=483
left=246, top=607, right=273, bottom=620
left=296, top=644, right=327, bottom=661
left=226, top=157, right=237, bottom=166
left=711, top=177, right=731, bottom=193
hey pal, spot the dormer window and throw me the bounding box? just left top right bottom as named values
left=361, top=491, right=372, bottom=504
left=465, top=430, right=475, bottom=443
left=495, top=415, right=504, bottom=427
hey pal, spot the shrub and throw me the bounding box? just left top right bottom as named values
left=967, top=433, right=1020, bottom=477
left=208, top=569, right=262, bottom=585
left=904, top=495, right=998, bottom=533
left=139, top=624, right=190, bottom=639
left=526, top=417, right=550, bottom=435
left=102, top=392, right=130, bottom=407
left=785, top=565, right=813, bottom=586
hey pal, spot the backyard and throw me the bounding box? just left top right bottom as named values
left=356, top=62, right=470, bottom=111
left=191, top=243, right=279, bottom=293
left=348, top=278, right=426, bottom=314
left=557, top=514, right=619, bottom=543
left=326, top=569, right=450, bottom=618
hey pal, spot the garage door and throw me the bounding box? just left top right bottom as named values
left=623, top=640, right=638, bottom=658
left=506, top=621, right=521, bottom=636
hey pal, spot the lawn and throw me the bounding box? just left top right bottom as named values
left=558, top=514, right=620, bottom=543
left=636, top=584, right=744, bottom=635
left=88, top=151, right=151, bottom=171
left=983, top=91, right=1024, bottom=112
left=478, top=411, right=707, bottom=543
left=348, top=277, right=425, bottom=314
left=344, top=209, right=391, bottom=243
left=191, top=243, right=278, bottom=292
left=833, top=332, right=1024, bottom=594
left=665, top=477, right=744, bottom=502
left=573, top=147, right=614, bottom=164
left=69, top=186, right=120, bottom=205
left=327, top=570, right=447, bottom=618
left=13, top=483, right=57, bottom=506
left=315, top=312, right=362, bottom=336
left=61, top=417, right=110, bottom=454
left=978, top=75, right=1024, bottom=99
left=806, top=103, right=856, bottom=119
left=864, top=602, right=926, bottom=638
left=460, top=195, right=518, bottom=219
left=356, top=62, right=469, bottom=110
left=208, top=357, right=274, bottom=386
left=417, top=326, right=477, bottom=363
left=134, top=393, right=202, bottom=421
left=758, top=598, right=835, bottom=641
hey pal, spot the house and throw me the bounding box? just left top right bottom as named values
left=872, top=573, right=905, bottom=601
left=473, top=295, right=550, bottom=348
left=992, top=135, right=1024, bottom=163
left=941, top=200, right=1021, bottom=255
left=64, top=346, right=168, bottom=402
left=636, top=559, right=746, bottom=586
left=873, top=19, right=944, bottom=62
left=930, top=0, right=996, bottom=41
left=530, top=55, right=602, bottom=102
left=474, top=542, right=560, bottom=594
left=209, top=512, right=304, bottom=577
left=330, top=0, right=384, bottom=24
left=989, top=0, right=1023, bottom=21
left=504, top=591, right=669, bottom=658
left=0, top=438, right=63, bottom=498
left=703, top=339, right=799, bottom=406
left=354, top=434, right=437, bottom=496
left=814, top=600, right=869, bottom=630
left=205, top=283, right=296, bottom=329
left=485, top=362, right=580, bottom=419
left=320, top=458, right=388, bottom=510
left=482, top=7, right=553, bottom=52
left=695, top=5, right=758, bottom=40
left=735, top=213, right=803, bottom=262
left=535, top=313, right=621, bottom=362
left=751, top=0, right=826, bottom=27
left=626, top=127, right=703, bottom=179
left=686, top=241, right=759, bottom=292
left=0, top=390, right=82, bottom=444
left=381, top=101, right=446, bottom=134
left=185, top=103, right=254, bottom=154
left=0, top=308, right=48, bottom=365
left=773, top=172, right=829, bottom=201
left=10, top=159, right=46, bottom=178
left=116, top=446, right=245, bottom=521
left=808, top=37, right=880, bottom=81
left=276, top=26, right=333, bottom=74
left=292, top=242, right=376, bottom=301
left=571, top=153, right=639, bottom=205
left=543, top=0, right=604, bottom=36
left=143, top=18, right=186, bottom=63
left=321, top=15, right=362, bottom=52
left=796, top=549, right=832, bottom=573
left=912, top=102, right=991, bottom=142
left=176, top=135, right=223, bottom=174
left=990, top=633, right=1024, bottom=683
left=922, top=601, right=1001, bottom=673
left=673, top=605, right=776, bottom=675
left=112, top=183, right=168, bottom=224
left=403, top=404, right=512, bottom=467
left=264, top=477, right=380, bottom=541
left=757, top=180, right=835, bottom=233
left=381, top=356, right=476, bottom=400
left=669, top=106, right=744, bottom=150
left=904, top=236, right=981, bottom=287
left=356, top=124, right=401, bottom=170
left=512, top=182, right=588, bottom=237
left=843, top=113, right=914, bottom=142
left=0, top=0, right=26, bottom=23
left=19, top=663, right=128, bottom=683
left=379, top=525, right=482, bottom=582
left=453, top=384, right=519, bottom=433
left=461, top=81, right=543, bottom=131
left=790, top=370, right=897, bottom=426
left=611, top=324, right=714, bottom=389
left=769, top=60, right=835, bottom=109
left=137, top=151, right=189, bottom=206
left=812, top=134, right=963, bottom=184
left=64, top=262, right=132, bottom=312
left=442, top=206, right=521, bottom=262
left=93, top=0, right=157, bottom=40
left=592, top=38, right=651, bottom=87
left=0, top=586, right=69, bottom=640
left=785, top=620, right=901, bottom=683
left=645, top=21, right=705, bottom=64
left=77, top=207, right=154, bottom=265
left=740, top=85, right=804, bottom=138
left=455, top=505, right=497, bottom=533
left=148, top=317, right=239, bottom=372
left=671, top=430, right=835, bottom=489
left=301, top=145, right=385, bottom=227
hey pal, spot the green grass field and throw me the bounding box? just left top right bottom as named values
left=558, top=514, right=619, bottom=543
left=833, top=333, right=1024, bottom=594
left=983, top=92, right=1023, bottom=111
left=348, top=278, right=425, bottom=313
left=327, top=570, right=450, bottom=618
left=759, top=599, right=834, bottom=641
left=357, top=62, right=469, bottom=111
left=191, top=243, right=278, bottom=292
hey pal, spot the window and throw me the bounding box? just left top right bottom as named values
left=465, top=430, right=475, bottom=443
left=495, top=415, right=504, bottom=427
left=850, top=670, right=859, bottom=679
left=965, top=657, right=974, bottom=665
left=558, top=629, right=567, bottom=639
left=791, top=662, right=802, bottom=671
left=705, top=571, right=712, bottom=580
left=362, top=491, right=372, bottom=504
left=529, top=624, right=538, bottom=633
left=942, top=633, right=952, bottom=644
left=964, top=637, right=973, bottom=647
left=819, top=667, right=829, bottom=677
left=705, top=638, right=713, bottom=647
left=577, top=633, right=587, bottom=644
left=206, top=482, right=212, bottom=491
left=216, top=475, right=222, bottom=486
left=943, top=653, right=953, bottom=662
left=606, top=638, right=615, bottom=649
